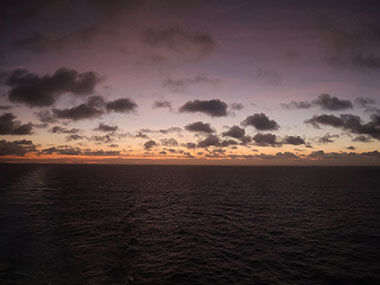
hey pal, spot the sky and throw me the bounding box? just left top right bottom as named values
left=0, top=0, right=380, bottom=165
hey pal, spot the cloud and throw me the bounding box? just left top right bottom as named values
left=50, top=126, right=80, bottom=134
left=0, top=105, right=11, bottom=110
left=241, top=113, right=279, bottom=131
left=308, top=150, right=380, bottom=160
left=305, top=113, right=380, bottom=140
left=160, top=138, right=178, bottom=147
left=281, top=101, right=312, bottom=109
left=144, top=140, right=157, bottom=150
left=66, top=134, right=83, bottom=141
left=141, top=24, right=216, bottom=59
left=283, top=136, right=305, bottom=145
left=354, top=97, right=375, bottom=108
left=316, top=133, right=339, bottom=144
left=162, top=74, right=219, bottom=92
left=197, top=135, right=220, bottom=148
left=222, top=125, right=245, bottom=139
left=252, top=133, right=281, bottom=147
left=35, top=110, right=57, bottom=123
left=0, top=139, right=36, bottom=156
left=312, top=94, right=353, bottom=111
left=230, top=103, right=243, bottom=111
left=281, top=94, right=353, bottom=111
left=53, top=103, right=104, bottom=121
left=185, top=121, right=214, bottom=133
left=346, top=146, right=355, bottom=150
left=106, top=98, right=137, bottom=113
left=352, top=135, right=372, bottom=143
left=90, top=135, right=113, bottom=144
left=159, top=127, right=182, bottom=134
left=2, top=67, right=101, bottom=107
left=153, top=100, right=172, bottom=111
left=318, top=18, right=380, bottom=70
left=94, top=123, right=118, bottom=132
left=0, top=113, right=33, bottom=135
left=179, top=99, right=228, bottom=117
left=40, top=146, right=120, bottom=156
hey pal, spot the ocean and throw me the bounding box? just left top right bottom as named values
left=0, top=164, right=379, bottom=284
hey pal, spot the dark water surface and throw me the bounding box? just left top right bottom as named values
left=0, top=164, right=379, bottom=284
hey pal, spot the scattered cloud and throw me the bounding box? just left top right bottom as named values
left=242, top=113, right=279, bottom=131
left=185, top=121, right=214, bottom=133
left=179, top=99, right=228, bottom=117
left=2, top=67, right=101, bottom=107
left=0, top=113, right=33, bottom=135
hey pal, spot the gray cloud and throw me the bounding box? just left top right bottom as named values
left=94, top=123, right=118, bottom=132
left=312, top=94, right=353, bottom=111
left=179, top=99, right=228, bottom=117
left=0, top=113, right=33, bottom=135
left=0, top=139, right=36, bottom=156
left=53, top=103, right=104, bottom=121
left=252, top=133, right=281, bottom=147
left=106, top=98, right=137, bottom=113
left=230, top=103, right=243, bottom=111
left=144, top=140, right=157, bottom=150
left=222, top=125, right=245, bottom=139
left=160, top=138, right=178, bottom=147
left=153, top=100, right=172, bottom=111
left=305, top=113, right=380, bottom=140
left=142, top=24, right=216, bottom=59
left=281, top=101, right=312, bottom=109
left=316, top=133, right=339, bottom=144
left=283, top=136, right=305, bottom=145
left=197, top=135, right=220, bottom=148
left=242, top=113, right=279, bottom=131
left=163, top=74, right=219, bottom=92
left=185, top=121, right=214, bottom=133
left=2, top=67, right=101, bottom=107
left=50, top=126, right=79, bottom=134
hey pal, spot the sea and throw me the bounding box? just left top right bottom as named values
left=0, top=164, right=379, bottom=284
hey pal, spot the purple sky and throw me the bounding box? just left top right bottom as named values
left=1, top=0, right=380, bottom=165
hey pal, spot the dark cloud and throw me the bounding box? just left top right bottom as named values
left=222, top=125, right=245, bottom=139
left=354, top=97, right=375, bottom=108
left=230, top=103, right=243, bottom=111
left=312, top=94, right=353, bottom=111
left=183, top=142, right=196, bottom=149
left=179, top=99, right=228, bottom=117
left=66, top=134, right=83, bottom=141
left=252, top=133, right=281, bottom=147
left=318, top=18, right=380, bottom=70
left=352, top=135, right=372, bottom=143
left=305, top=113, right=380, bottom=140
left=2, top=67, right=101, bottom=107
left=197, top=135, right=220, bottom=148
left=106, top=98, right=137, bottom=113
left=35, top=110, right=57, bottom=123
left=316, top=133, right=339, bottom=144
left=281, top=101, right=312, bottom=109
left=185, top=121, right=214, bottom=133
left=241, top=113, right=279, bottom=131
left=159, top=127, right=182, bottom=134
left=308, top=150, right=380, bottom=160
left=40, top=145, right=120, bottom=156
left=160, top=138, right=178, bottom=147
left=87, top=95, right=106, bottom=108
left=346, top=146, right=355, bottom=150
left=41, top=146, right=82, bottom=156
left=0, top=139, right=36, bottom=156
left=94, top=123, right=118, bottom=132
left=53, top=103, right=104, bottom=121
left=153, top=100, right=172, bottom=111
left=257, top=152, right=299, bottom=159
left=90, top=135, right=112, bottom=144
left=50, top=126, right=79, bottom=134
left=0, top=105, right=11, bottom=110
left=0, top=113, right=33, bottom=135
left=163, top=74, right=219, bottom=92
left=135, top=132, right=149, bottom=139
left=142, top=25, right=216, bottom=59
left=144, top=140, right=157, bottom=150
left=283, top=136, right=305, bottom=145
